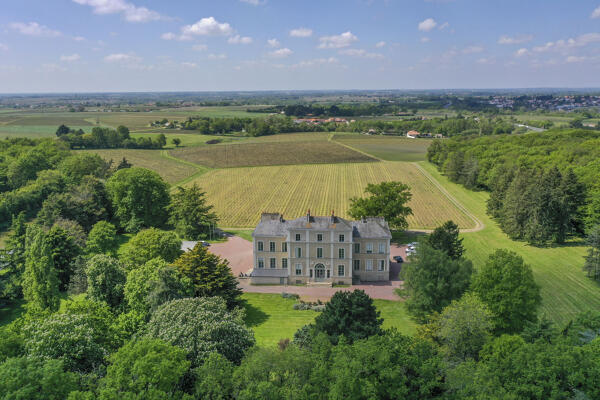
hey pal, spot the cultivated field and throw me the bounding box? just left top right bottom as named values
left=420, top=162, right=600, bottom=327
left=189, top=161, right=476, bottom=229
left=81, top=149, right=201, bottom=184
left=332, top=134, right=433, bottom=161
left=170, top=141, right=376, bottom=168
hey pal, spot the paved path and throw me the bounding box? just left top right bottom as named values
left=209, top=235, right=409, bottom=301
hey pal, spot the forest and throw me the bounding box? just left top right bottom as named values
left=427, top=129, right=600, bottom=245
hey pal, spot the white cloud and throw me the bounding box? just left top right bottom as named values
left=192, top=44, right=208, bottom=51
left=104, top=53, right=142, bottom=63
left=289, top=28, right=313, bottom=38
left=267, top=38, right=280, bottom=48
left=9, top=22, right=61, bottom=37
left=181, top=17, right=234, bottom=39
left=592, top=6, right=600, bottom=18
left=292, top=57, right=339, bottom=68
left=375, top=41, right=386, bottom=48
left=566, top=55, right=587, bottom=63
left=318, top=31, right=357, bottom=49
left=498, top=34, right=534, bottom=45
left=268, top=47, right=293, bottom=58
left=228, top=35, right=253, bottom=44
left=418, top=18, right=437, bottom=32
left=532, top=33, right=600, bottom=53
left=181, top=62, right=197, bottom=68
left=476, top=57, right=495, bottom=65
left=515, top=48, right=529, bottom=57
left=60, top=54, right=81, bottom=62
left=72, top=0, right=162, bottom=22
left=240, top=0, right=265, bottom=5
left=161, top=32, right=178, bottom=40
left=0, top=43, right=8, bottom=51
left=73, top=36, right=86, bottom=41
left=338, top=48, right=384, bottom=59
left=41, top=63, right=67, bottom=72
left=207, top=53, right=227, bottom=60
left=420, top=37, right=431, bottom=43
left=438, top=22, right=450, bottom=30
left=462, top=45, right=484, bottom=54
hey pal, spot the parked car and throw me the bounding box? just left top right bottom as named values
left=393, top=255, right=404, bottom=263
left=201, top=241, right=210, bottom=247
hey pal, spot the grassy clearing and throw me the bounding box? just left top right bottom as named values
left=420, top=162, right=599, bottom=327
left=333, top=134, right=432, bottom=161
left=170, top=141, right=376, bottom=168
left=242, top=293, right=415, bottom=347
left=80, top=149, right=200, bottom=185
left=0, top=125, right=93, bottom=139
left=224, top=229, right=253, bottom=241
left=189, top=161, right=476, bottom=229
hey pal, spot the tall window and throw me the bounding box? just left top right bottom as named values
left=366, top=243, right=373, bottom=254
left=282, top=258, right=288, bottom=269
left=269, top=241, right=276, bottom=252
left=295, top=234, right=301, bottom=241
left=296, top=247, right=302, bottom=258
left=366, top=259, right=373, bottom=271
left=258, top=258, right=264, bottom=269
left=270, top=258, right=276, bottom=268
left=317, top=233, right=323, bottom=242
left=339, top=234, right=345, bottom=242
left=354, top=243, right=360, bottom=253
left=257, top=241, right=264, bottom=251
left=338, top=248, right=345, bottom=259
left=378, top=243, right=385, bottom=254
left=282, top=242, right=287, bottom=252
left=379, top=260, right=385, bottom=271
left=353, top=259, right=360, bottom=271
left=295, top=264, right=302, bottom=276
left=317, top=248, right=323, bottom=258
left=338, top=265, right=345, bottom=276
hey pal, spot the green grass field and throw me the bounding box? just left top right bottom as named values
left=170, top=141, right=376, bottom=168
left=242, top=293, right=415, bottom=347
left=420, top=162, right=599, bottom=327
left=332, top=134, right=433, bottom=161
left=189, top=161, right=476, bottom=229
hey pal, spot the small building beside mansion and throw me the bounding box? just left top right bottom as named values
left=250, top=211, right=391, bottom=285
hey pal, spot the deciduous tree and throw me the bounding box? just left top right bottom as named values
left=168, top=184, right=218, bottom=240
left=86, top=254, right=126, bottom=309
left=121, top=228, right=182, bottom=269
left=348, top=181, right=413, bottom=230
left=22, top=225, right=60, bottom=312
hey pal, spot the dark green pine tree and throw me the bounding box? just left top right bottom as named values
left=1, top=213, right=28, bottom=300
left=583, top=226, right=600, bottom=281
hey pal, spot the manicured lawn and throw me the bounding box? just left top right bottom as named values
left=420, top=162, right=600, bottom=327
left=242, top=293, right=416, bottom=348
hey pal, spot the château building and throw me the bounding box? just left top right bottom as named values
left=250, top=211, right=391, bottom=285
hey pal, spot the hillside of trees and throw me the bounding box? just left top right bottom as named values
left=56, top=124, right=167, bottom=149
left=427, top=129, right=600, bottom=245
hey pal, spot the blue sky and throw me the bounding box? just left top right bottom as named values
left=1, top=0, right=600, bottom=92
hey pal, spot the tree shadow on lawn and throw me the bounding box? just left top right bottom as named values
left=243, top=302, right=269, bottom=327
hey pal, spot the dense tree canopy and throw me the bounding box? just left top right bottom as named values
left=146, top=297, right=255, bottom=366
left=426, top=220, right=464, bottom=260
left=313, top=289, right=383, bottom=344
left=403, top=243, right=473, bottom=321
left=168, top=184, right=218, bottom=240
left=85, top=254, right=126, bottom=309
left=121, top=228, right=182, bottom=269
left=472, top=249, right=541, bottom=334
left=86, top=221, right=118, bottom=256
left=22, top=225, right=60, bottom=312
left=348, top=181, right=413, bottom=230
left=106, top=167, right=170, bottom=232
left=171, top=243, right=242, bottom=309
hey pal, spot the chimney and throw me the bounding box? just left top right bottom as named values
left=331, top=210, right=335, bottom=223
left=361, top=216, right=366, bottom=223
left=306, top=209, right=311, bottom=222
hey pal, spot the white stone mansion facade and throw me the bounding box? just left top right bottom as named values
left=250, top=211, right=392, bottom=285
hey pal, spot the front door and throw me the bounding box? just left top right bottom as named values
left=315, top=264, right=325, bottom=281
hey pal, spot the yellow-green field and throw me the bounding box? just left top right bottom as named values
left=80, top=149, right=203, bottom=184
left=170, top=141, right=376, bottom=168
left=188, top=161, right=476, bottom=229
left=332, top=135, right=433, bottom=161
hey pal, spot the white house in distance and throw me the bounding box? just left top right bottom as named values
left=250, top=211, right=392, bottom=286
left=406, top=130, right=420, bottom=138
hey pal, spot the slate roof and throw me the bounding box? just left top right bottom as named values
left=253, top=212, right=391, bottom=239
